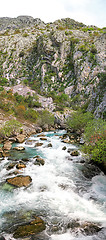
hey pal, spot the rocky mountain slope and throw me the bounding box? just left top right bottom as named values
left=0, top=16, right=105, bottom=117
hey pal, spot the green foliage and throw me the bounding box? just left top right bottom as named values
left=78, top=44, right=89, bottom=53
left=0, top=77, right=8, bottom=86
left=98, top=72, right=106, bottom=90
left=66, top=110, right=93, bottom=132
left=14, top=29, right=21, bottom=34
left=24, top=109, right=39, bottom=122
left=38, top=110, right=55, bottom=126
left=82, top=119, right=106, bottom=162
left=22, top=33, right=29, bottom=37
left=90, top=44, right=97, bottom=54
left=0, top=119, right=22, bottom=137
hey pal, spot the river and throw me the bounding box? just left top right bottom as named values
left=0, top=130, right=106, bottom=240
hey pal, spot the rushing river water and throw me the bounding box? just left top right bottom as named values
left=0, top=130, right=106, bottom=240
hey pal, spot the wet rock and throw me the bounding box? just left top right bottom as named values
left=13, top=216, right=46, bottom=238
left=3, top=141, right=12, bottom=151
left=35, top=142, right=43, bottom=147
left=70, top=150, right=79, bottom=156
left=13, top=146, right=25, bottom=151
left=67, top=220, right=102, bottom=235
left=21, top=158, right=29, bottom=162
left=16, top=163, right=26, bottom=169
left=6, top=175, right=32, bottom=187
left=81, top=222, right=102, bottom=235
left=81, top=163, right=101, bottom=179
left=35, top=158, right=45, bottom=166
left=42, top=124, right=49, bottom=131
left=37, top=134, right=46, bottom=137
left=49, top=127, right=55, bottom=131
left=16, top=134, right=26, bottom=143
left=40, top=137, right=47, bottom=141
left=62, top=146, right=66, bottom=150
left=62, top=139, right=70, bottom=143
left=8, top=137, right=17, bottom=142
left=35, top=127, right=42, bottom=133
left=47, top=143, right=52, bottom=148
left=6, top=163, right=16, bottom=170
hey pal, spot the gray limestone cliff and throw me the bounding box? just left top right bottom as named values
left=0, top=17, right=105, bottom=117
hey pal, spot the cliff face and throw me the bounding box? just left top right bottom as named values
left=0, top=16, right=105, bottom=117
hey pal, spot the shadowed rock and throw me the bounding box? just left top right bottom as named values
left=13, top=216, right=46, bottom=238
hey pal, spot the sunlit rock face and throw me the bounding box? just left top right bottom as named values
left=0, top=17, right=105, bottom=116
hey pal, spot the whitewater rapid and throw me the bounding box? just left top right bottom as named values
left=0, top=130, right=106, bottom=240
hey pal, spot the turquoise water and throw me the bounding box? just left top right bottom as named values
left=0, top=130, right=106, bottom=240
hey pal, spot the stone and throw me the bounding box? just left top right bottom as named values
left=62, top=139, right=70, bottom=143
left=3, top=141, right=12, bottom=151
left=16, top=163, right=26, bottom=169
left=62, top=146, right=66, bottom=150
left=70, top=150, right=79, bottom=156
left=6, top=163, right=16, bottom=170
left=35, top=127, right=42, bottom=133
left=16, top=134, right=26, bottom=143
left=13, top=216, right=46, bottom=238
left=35, top=158, right=45, bottom=166
left=42, top=124, right=49, bottom=131
left=40, top=137, right=47, bottom=141
left=67, top=220, right=102, bottom=235
left=37, top=134, right=46, bottom=137
left=47, top=143, right=52, bottom=147
left=13, top=146, right=25, bottom=151
left=6, top=175, right=32, bottom=187
left=35, top=142, right=43, bottom=147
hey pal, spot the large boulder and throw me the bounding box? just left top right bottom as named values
left=16, top=134, right=26, bottom=143
left=6, top=175, right=32, bottom=187
left=3, top=141, right=12, bottom=151
left=13, top=216, right=46, bottom=238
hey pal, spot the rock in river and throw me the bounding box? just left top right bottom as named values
left=70, top=150, right=79, bottom=156
left=16, top=134, right=26, bottom=143
left=3, top=141, right=12, bottom=151
left=6, top=175, right=32, bottom=187
left=13, top=146, right=25, bottom=151
left=13, top=216, right=46, bottom=238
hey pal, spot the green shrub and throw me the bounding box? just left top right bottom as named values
left=78, top=44, right=89, bottom=53
left=66, top=110, right=93, bottom=132
left=90, top=44, right=97, bottom=54
left=24, top=109, right=38, bottom=122
left=38, top=110, right=55, bottom=127
left=0, top=119, right=22, bottom=137
left=82, top=119, right=106, bottom=162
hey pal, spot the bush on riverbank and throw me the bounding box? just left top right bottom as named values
left=66, top=110, right=93, bottom=133
left=0, top=119, right=22, bottom=138
left=66, top=110, right=106, bottom=164
left=82, top=119, right=106, bottom=163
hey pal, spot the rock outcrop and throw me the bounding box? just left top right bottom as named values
left=0, top=17, right=105, bottom=117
